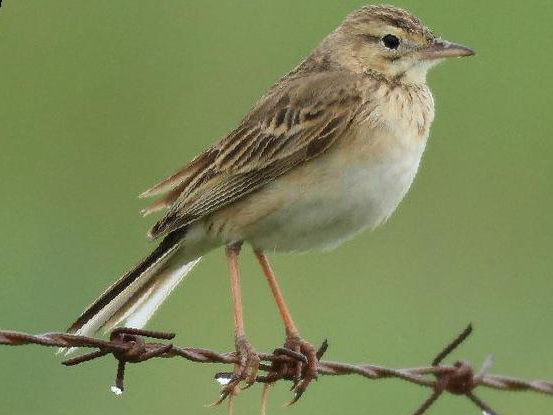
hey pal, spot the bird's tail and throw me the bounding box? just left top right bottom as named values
left=67, top=227, right=203, bottom=338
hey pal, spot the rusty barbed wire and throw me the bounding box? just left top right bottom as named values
left=1, top=324, right=552, bottom=414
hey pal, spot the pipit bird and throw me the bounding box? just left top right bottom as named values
left=68, top=4, right=474, bottom=401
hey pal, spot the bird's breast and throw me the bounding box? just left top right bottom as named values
left=207, top=127, right=427, bottom=252
left=205, top=84, right=435, bottom=252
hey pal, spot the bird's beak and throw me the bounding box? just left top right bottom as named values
left=422, top=38, right=475, bottom=60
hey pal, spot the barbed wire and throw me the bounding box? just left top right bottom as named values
left=1, top=324, right=552, bottom=414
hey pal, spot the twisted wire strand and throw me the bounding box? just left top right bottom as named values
left=1, top=326, right=552, bottom=414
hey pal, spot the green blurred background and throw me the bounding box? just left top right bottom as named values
left=0, top=1, right=552, bottom=414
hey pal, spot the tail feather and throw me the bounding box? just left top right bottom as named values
left=67, top=227, right=194, bottom=337
left=103, top=257, right=201, bottom=332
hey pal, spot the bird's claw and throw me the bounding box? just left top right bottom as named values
left=279, top=334, right=320, bottom=405
left=237, top=336, right=260, bottom=389
left=214, top=335, right=260, bottom=403
left=212, top=335, right=325, bottom=407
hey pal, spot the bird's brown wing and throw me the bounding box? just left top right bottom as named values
left=142, top=71, right=364, bottom=239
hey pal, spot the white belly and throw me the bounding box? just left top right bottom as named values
left=241, top=130, right=428, bottom=252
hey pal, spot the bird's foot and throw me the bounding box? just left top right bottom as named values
left=233, top=335, right=261, bottom=388
left=214, top=335, right=260, bottom=404
left=273, top=333, right=322, bottom=404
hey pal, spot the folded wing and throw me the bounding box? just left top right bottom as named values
left=142, top=70, right=364, bottom=240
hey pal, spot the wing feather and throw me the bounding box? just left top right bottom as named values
left=139, top=148, right=218, bottom=199
left=144, top=71, right=364, bottom=239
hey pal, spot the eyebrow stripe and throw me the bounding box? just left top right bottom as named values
left=358, top=33, right=380, bottom=43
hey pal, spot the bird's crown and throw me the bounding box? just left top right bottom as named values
left=345, top=5, right=435, bottom=40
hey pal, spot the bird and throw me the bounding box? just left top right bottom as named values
left=67, top=4, right=474, bottom=402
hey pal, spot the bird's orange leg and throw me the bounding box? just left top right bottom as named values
left=227, top=243, right=246, bottom=338
left=219, top=242, right=259, bottom=400
left=254, top=250, right=318, bottom=403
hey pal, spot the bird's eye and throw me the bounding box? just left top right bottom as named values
left=382, top=34, right=400, bottom=50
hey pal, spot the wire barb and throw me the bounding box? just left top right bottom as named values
left=1, top=325, right=552, bottom=413
left=432, top=323, right=473, bottom=366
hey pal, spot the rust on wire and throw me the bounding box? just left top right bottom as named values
left=1, top=325, right=552, bottom=414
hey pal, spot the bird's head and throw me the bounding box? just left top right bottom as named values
left=321, top=5, right=474, bottom=84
